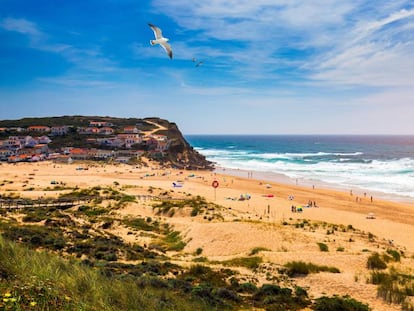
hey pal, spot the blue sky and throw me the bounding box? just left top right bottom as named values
left=1, top=0, right=414, bottom=134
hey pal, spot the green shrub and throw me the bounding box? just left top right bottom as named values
left=122, top=217, right=158, bottom=232
left=237, top=282, right=257, bottom=293
left=249, top=247, right=270, bottom=256
left=317, top=242, right=329, bottom=252
left=386, top=249, right=401, bottom=262
left=312, top=295, right=371, bottom=311
left=220, top=256, right=262, bottom=270
left=369, top=270, right=414, bottom=306
left=367, top=253, right=387, bottom=270
left=252, top=284, right=310, bottom=310
left=284, top=261, right=340, bottom=277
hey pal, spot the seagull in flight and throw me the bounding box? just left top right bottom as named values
left=192, top=57, right=204, bottom=67
left=148, top=23, right=173, bottom=59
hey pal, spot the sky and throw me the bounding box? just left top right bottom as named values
left=1, top=0, right=414, bottom=134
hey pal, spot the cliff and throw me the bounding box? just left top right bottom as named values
left=0, top=116, right=214, bottom=170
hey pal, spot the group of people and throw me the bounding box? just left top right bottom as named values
left=291, top=205, right=303, bottom=213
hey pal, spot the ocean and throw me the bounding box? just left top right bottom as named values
left=185, top=135, right=414, bottom=202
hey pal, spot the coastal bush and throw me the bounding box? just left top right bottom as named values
left=369, top=269, right=414, bottom=306
left=317, top=242, right=329, bottom=252
left=218, top=256, right=262, bottom=270
left=162, top=230, right=186, bottom=251
left=77, top=205, right=109, bottom=218
left=2, top=224, right=67, bottom=250
left=122, top=217, right=159, bottom=232
left=181, top=265, right=228, bottom=288
left=386, top=249, right=401, bottom=262
left=312, top=295, right=371, bottom=311
left=252, top=284, right=310, bottom=310
left=284, top=261, right=340, bottom=277
left=249, top=247, right=270, bottom=256
left=367, top=252, right=387, bottom=270
left=237, top=282, right=257, bottom=293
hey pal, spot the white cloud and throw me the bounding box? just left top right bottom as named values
left=151, top=1, right=414, bottom=88
left=1, top=17, right=42, bottom=36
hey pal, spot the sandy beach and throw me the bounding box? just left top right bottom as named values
left=0, top=161, right=413, bottom=310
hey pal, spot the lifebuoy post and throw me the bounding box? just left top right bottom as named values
left=212, top=180, right=219, bottom=200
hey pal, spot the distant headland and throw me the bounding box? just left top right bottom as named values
left=0, top=116, right=213, bottom=170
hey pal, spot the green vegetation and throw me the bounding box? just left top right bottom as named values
left=251, top=284, right=310, bottom=310
left=317, top=242, right=329, bottom=252
left=367, top=252, right=387, bottom=270
left=284, top=261, right=340, bottom=277
left=122, top=217, right=160, bottom=232
left=386, top=248, right=401, bottom=262
left=153, top=196, right=221, bottom=219
left=0, top=188, right=381, bottom=310
left=369, top=269, right=414, bottom=308
left=218, top=256, right=263, bottom=270
left=312, top=295, right=371, bottom=311
left=249, top=247, right=270, bottom=256
left=161, top=230, right=186, bottom=251
left=0, top=235, right=216, bottom=311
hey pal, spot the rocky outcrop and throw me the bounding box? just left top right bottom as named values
left=144, top=118, right=214, bottom=170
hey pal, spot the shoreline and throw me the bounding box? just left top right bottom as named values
left=214, top=165, right=414, bottom=205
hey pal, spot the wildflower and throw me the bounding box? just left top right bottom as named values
left=64, top=295, right=71, bottom=301
left=4, top=293, right=11, bottom=298
left=10, top=298, right=17, bottom=302
left=3, top=298, right=9, bottom=303
left=30, top=301, right=37, bottom=307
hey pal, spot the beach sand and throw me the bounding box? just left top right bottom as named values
left=1, top=161, right=413, bottom=310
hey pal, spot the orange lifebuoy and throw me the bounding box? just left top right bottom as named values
left=212, top=180, right=219, bottom=188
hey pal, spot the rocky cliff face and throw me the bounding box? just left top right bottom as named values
left=144, top=118, right=214, bottom=170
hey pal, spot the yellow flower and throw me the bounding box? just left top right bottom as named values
left=3, top=298, right=9, bottom=303
left=10, top=298, right=17, bottom=302
left=30, top=301, right=37, bottom=307
left=4, top=293, right=11, bottom=298
left=64, top=295, right=71, bottom=301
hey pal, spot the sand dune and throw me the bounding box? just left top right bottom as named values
left=0, top=161, right=413, bottom=310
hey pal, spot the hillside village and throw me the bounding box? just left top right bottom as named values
left=0, top=119, right=172, bottom=164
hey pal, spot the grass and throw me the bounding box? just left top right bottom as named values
left=153, top=196, right=221, bottom=219
left=0, top=235, right=215, bottom=311
left=367, top=252, right=387, bottom=270
left=122, top=217, right=160, bottom=232
left=161, top=230, right=186, bottom=251
left=369, top=269, right=414, bottom=308
left=284, top=261, right=340, bottom=277
left=217, top=256, right=263, bottom=270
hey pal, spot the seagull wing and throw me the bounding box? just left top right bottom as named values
left=148, top=23, right=163, bottom=39
left=160, top=41, right=173, bottom=59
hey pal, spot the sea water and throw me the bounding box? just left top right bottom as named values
left=186, top=135, right=414, bottom=202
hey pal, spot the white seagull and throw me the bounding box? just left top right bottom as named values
left=148, top=23, right=173, bottom=59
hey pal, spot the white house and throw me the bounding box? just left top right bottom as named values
left=99, top=127, right=114, bottom=135
left=38, top=135, right=52, bottom=144
left=95, top=149, right=115, bottom=159
left=51, top=126, right=69, bottom=136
